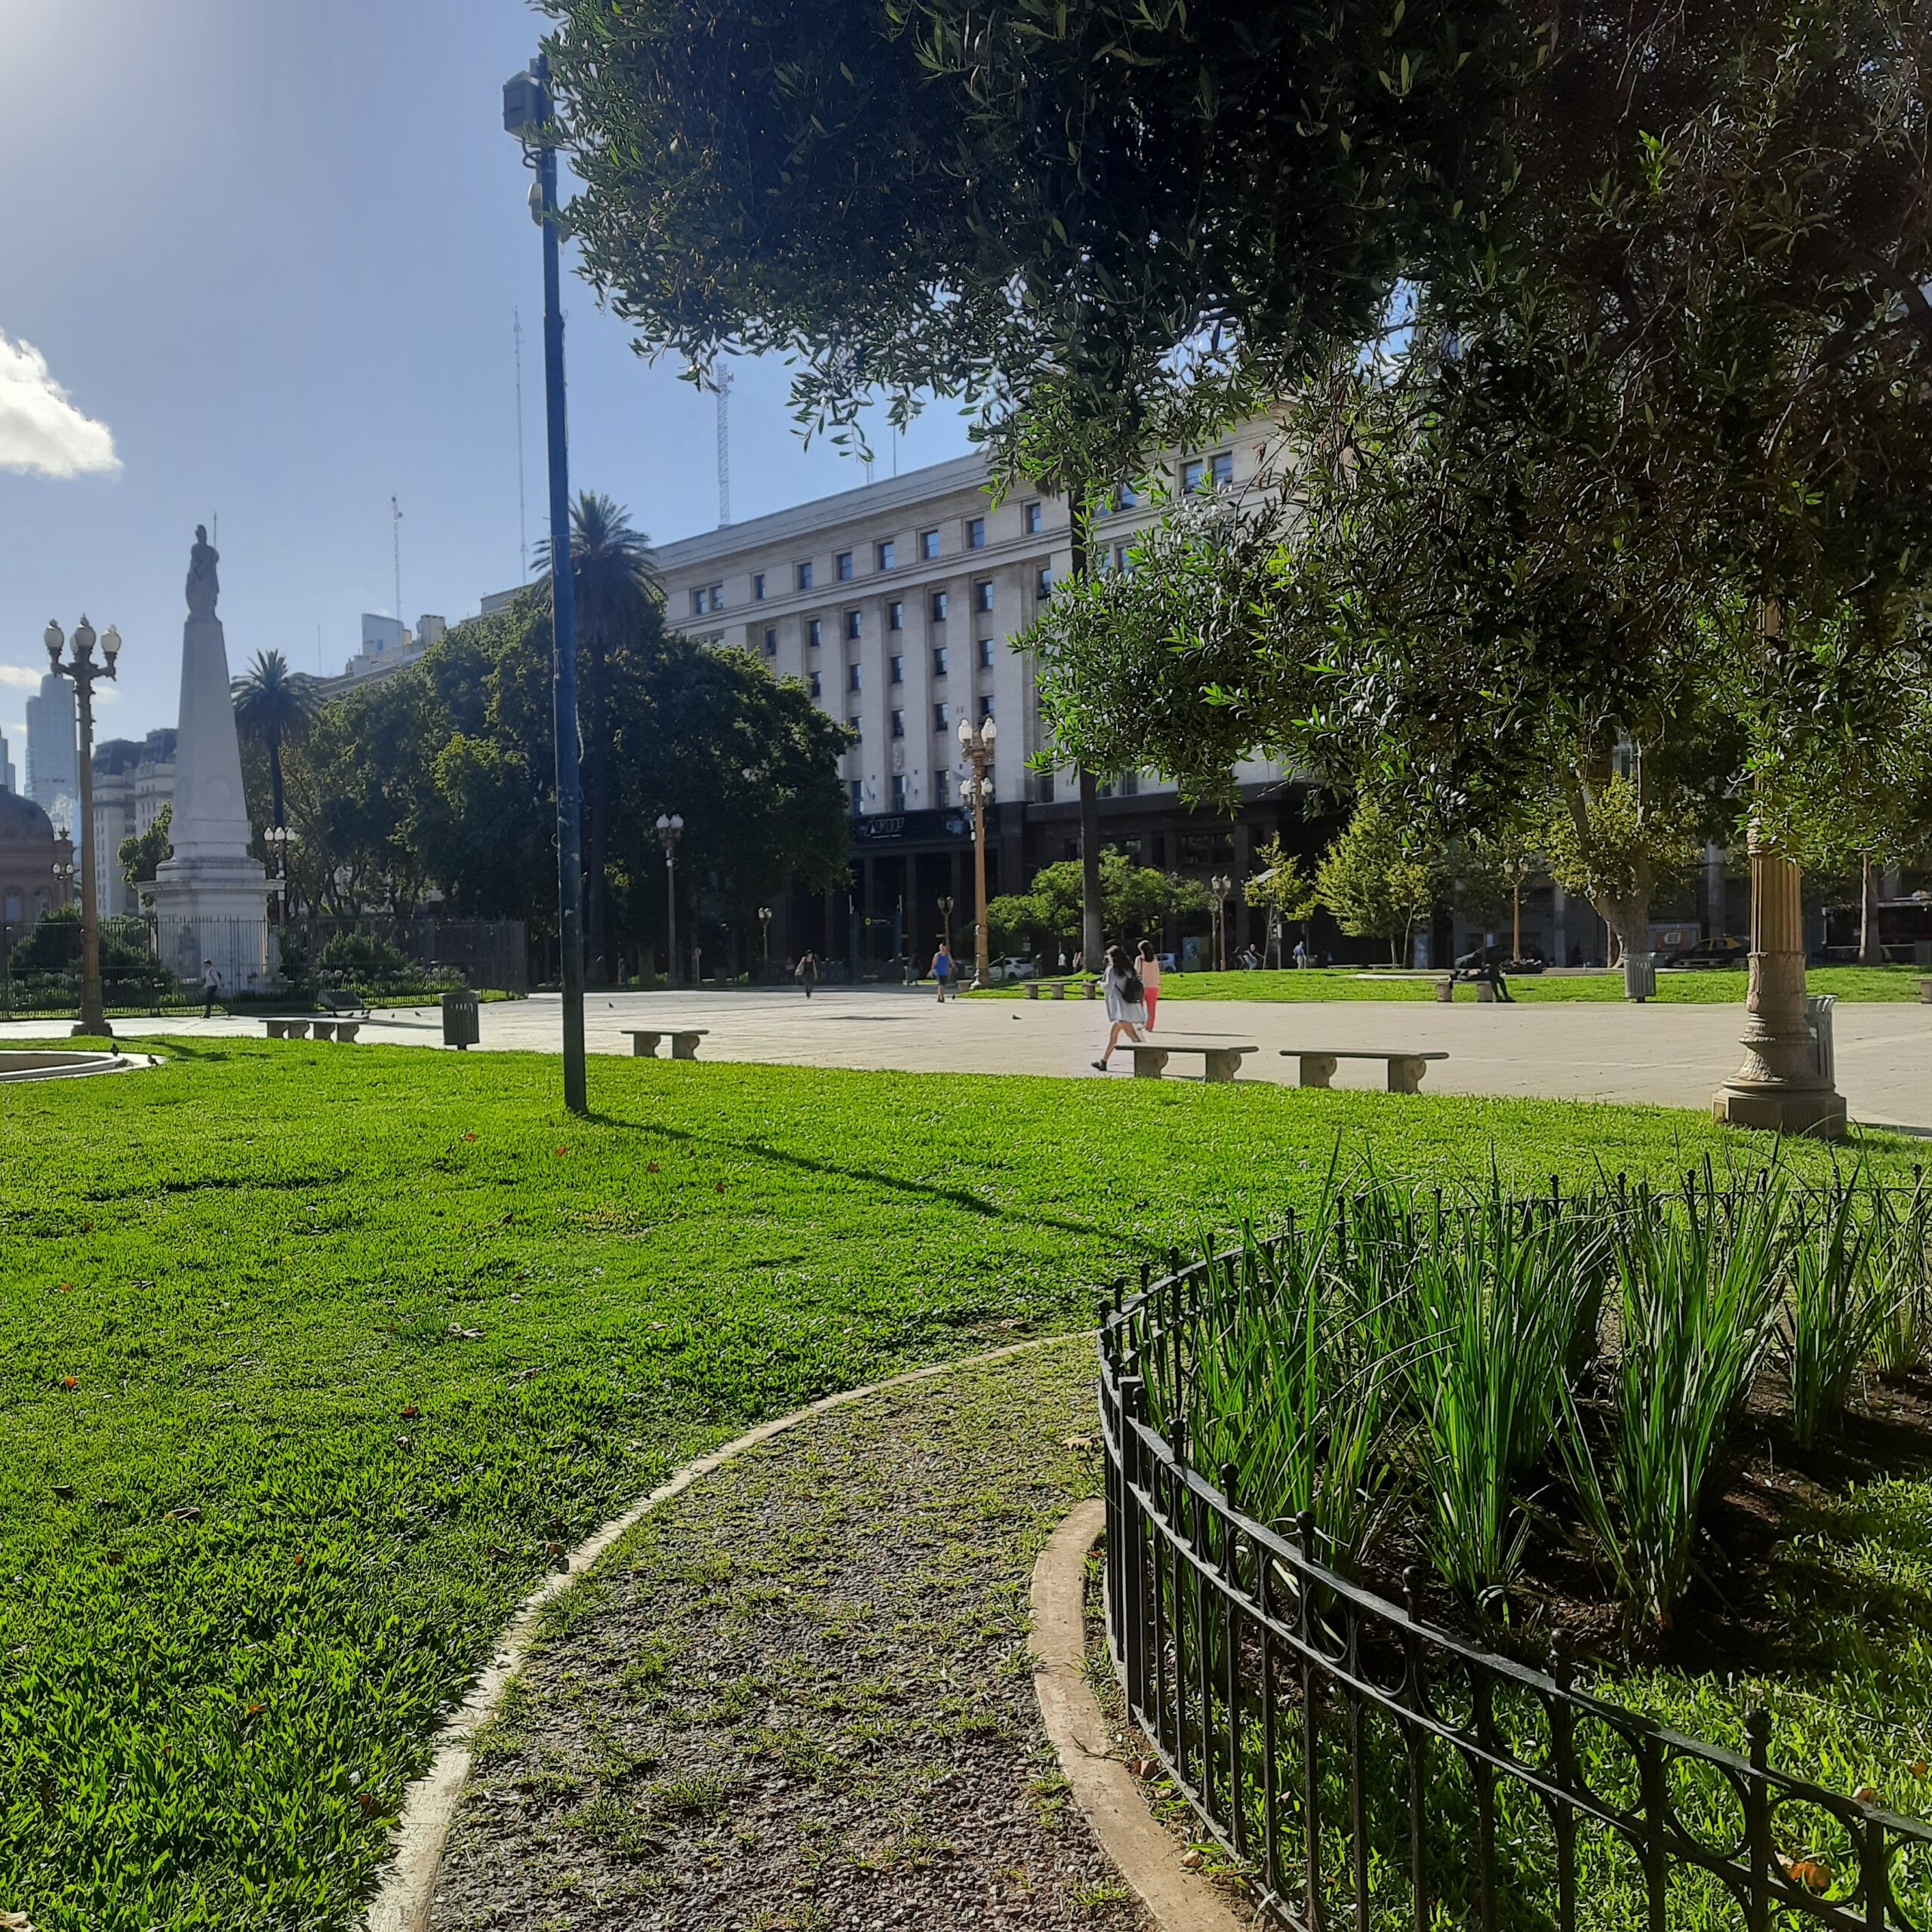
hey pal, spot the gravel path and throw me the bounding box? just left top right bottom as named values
left=426, top=1337, right=1149, bottom=1931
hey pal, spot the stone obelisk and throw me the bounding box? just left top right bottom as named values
left=153, top=525, right=269, bottom=991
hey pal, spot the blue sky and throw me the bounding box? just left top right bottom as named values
left=0, top=1, right=974, bottom=753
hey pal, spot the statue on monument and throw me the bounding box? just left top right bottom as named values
left=186, top=525, right=220, bottom=618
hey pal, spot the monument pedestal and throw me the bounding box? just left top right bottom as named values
left=1711, top=835, right=1846, bottom=1140
left=155, top=560, right=271, bottom=997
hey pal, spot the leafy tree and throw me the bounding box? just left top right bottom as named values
left=986, top=853, right=1206, bottom=956
left=535, top=492, right=659, bottom=980
left=118, top=803, right=171, bottom=898
left=1244, top=835, right=1321, bottom=962
left=231, top=650, right=320, bottom=831
left=1315, top=801, right=1444, bottom=965
left=1532, top=771, right=1702, bottom=967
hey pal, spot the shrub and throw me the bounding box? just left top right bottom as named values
left=1778, top=1183, right=1891, bottom=1447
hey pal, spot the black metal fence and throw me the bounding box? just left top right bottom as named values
left=1100, top=1238, right=1932, bottom=1930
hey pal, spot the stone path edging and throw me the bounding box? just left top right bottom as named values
left=360, top=1330, right=1079, bottom=1932
left=1030, top=1502, right=1254, bottom=1932
left=0, top=1050, right=156, bottom=1084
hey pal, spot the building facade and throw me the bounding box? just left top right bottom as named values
left=649, top=434, right=1310, bottom=967
left=25, top=672, right=78, bottom=829
left=91, top=729, right=177, bottom=919
left=0, top=790, right=67, bottom=930
left=0, top=729, right=16, bottom=795
left=320, top=613, right=448, bottom=693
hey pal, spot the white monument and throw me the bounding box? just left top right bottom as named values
left=153, top=526, right=269, bottom=992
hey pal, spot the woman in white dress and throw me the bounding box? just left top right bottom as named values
left=1092, top=943, right=1149, bottom=1072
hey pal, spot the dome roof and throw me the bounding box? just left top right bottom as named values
left=0, top=790, right=56, bottom=844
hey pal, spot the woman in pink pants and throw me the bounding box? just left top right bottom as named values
left=1137, top=940, right=1161, bottom=1030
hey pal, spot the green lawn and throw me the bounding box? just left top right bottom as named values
left=974, top=964, right=1930, bottom=1003
left=1, top=1042, right=1924, bottom=1930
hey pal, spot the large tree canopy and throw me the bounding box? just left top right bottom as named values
left=540, top=0, right=1538, bottom=482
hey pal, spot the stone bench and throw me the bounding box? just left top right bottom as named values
left=1281, top=1049, right=1447, bottom=1094
left=1026, top=980, right=1098, bottom=1001
left=1437, top=977, right=1509, bottom=1003
left=262, top=1018, right=361, bottom=1043
left=626, top=1028, right=709, bottom=1060
left=1124, top=1037, right=1257, bottom=1082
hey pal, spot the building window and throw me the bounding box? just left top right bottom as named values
left=1114, top=481, right=1140, bottom=512
left=763, top=627, right=777, bottom=657
left=1037, top=771, right=1056, bottom=804
left=836, top=549, right=854, bottom=582
left=810, top=670, right=823, bottom=698
left=688, top=583, right=723, bottom=616
left=933, top=702, right=951, bottom=733
left=1035, top=568, right=1052, bottom=600
left=753, top=571, right=767, bottom=600
left=974, top=579, right=994, bottom=614
left=891, top=709, right=906, bottom=739
left=930, top=589, right=949, bottom=623
left=1023, top=501, right=1043, bottom=535
left=888, top=599, right=903, bottom=631
left=1113, top=542, right=1134, bottom=574
left=934, top=771, right=949, bottom=808
left=889, top=654, right=905, bottom=684
left=932, top=646, right=949, bottom=676
left=876, top=539, right=896, bottom=571
left=1122, top=769, right=1140, bottom=796
left=850, top=779, right=864, bottom=814
left=1211, top=450, right=1234, bottom=488
left=918, top=528, right=940, bottom=561
left=978, top=695, right=994, bottom=721
left=892, top=774, right=908, bottom=811
left=1182, top=458, right=1206, bottom=494
left=848, top=663, right=863, bottom=693
left=808, top=617, right=823, bottom=650
left=844, top=609, right=863, bottom=641
left=966, top=516, right=986, bottom=549
left=977, top=637, right=995, bottom=670
left=690, top=589, right=706, bottom=617
left=848, top=713, right=862, bottom=740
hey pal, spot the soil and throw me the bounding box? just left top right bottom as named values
left=426, top=1337, right=1151, bottom=1932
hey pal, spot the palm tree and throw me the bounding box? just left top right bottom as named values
left=231, top=648, right=320, bottom=832
left=538, top=492, right=658, bottom=980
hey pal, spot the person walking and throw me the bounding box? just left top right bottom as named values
left=1136, top=940, right=1162, bottom=1031
left=1091, top=943, right=1149, bottom=1073
left=200, top=959, right=222, bottom=1019
left=930, top=940, right=954, bottom=1002
left=795, top=950, right=818, bottom=999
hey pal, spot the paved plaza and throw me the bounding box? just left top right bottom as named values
left=7, top=985, right=1930, bottom=1133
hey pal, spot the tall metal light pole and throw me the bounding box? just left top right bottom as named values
left=758, top=905, right=772, bottom=971
left=1211, top=872, right=1233, bottom=971
left=45, top=617, right=121, bottom=1038
left=957, top=716, right=997, bottom=988
left=656, top=814, right=684, bottom=985
left=505, top=50, right=587, bottom=1114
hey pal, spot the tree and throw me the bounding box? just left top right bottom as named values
left=1532, top=772, right=1702, bottom=968
left=536, top=493, right=659, bottom=981
left=231, top=650, right=320, bottom=832
left=1315, top=801, right=1444, bottom=965
left=986, top=853, right=1207, bottom=957
left=1244, top=835, right=1321, bottom=964
left=118, top=804, right=171, bottom=903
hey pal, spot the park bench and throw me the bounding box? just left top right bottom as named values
left=1026, top=980, right=1097, bottom=1001
left=318, top=986, right=370, bottom=1018
left=1123, top=1036, right=1257, bottom=1082
left=625, top=1027, right=709, bottom=1060
left=1281, top=1049, right=1447, bottom=1094
left=261, top=1018, right=361, bottom=1044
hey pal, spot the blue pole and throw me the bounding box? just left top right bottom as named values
left=534, top=53, right=587, bottom=1113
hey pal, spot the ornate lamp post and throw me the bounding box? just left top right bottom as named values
left=656, top=814, right=685, bottom=985
left=758, top=904, right=773, bottom=972
left=937, top=894, right=954, bottom=955
left=1210, top=872, right=1234, bottom=971
left=45, top=617, right=122, bottom=1037
left=957, top=716, right=997, bottom=988
left=54, top=859, right=76, bottom=907
left=265, top=824, right=296, bottom=923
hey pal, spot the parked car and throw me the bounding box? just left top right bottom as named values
left=995, top=955, right=1039, bottom=981
left=1664, top=935, right=1747, bottom=968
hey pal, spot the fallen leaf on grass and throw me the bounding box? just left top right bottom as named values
left=164, top=1506, right=203, bottom=1524
left=1854, top=1786, right=1881, bottom=1807
left=242, top=1702, right=266, bottom=1720
left=56, top=1377, right=78, bottom=1391
left=355, top=1792, right=379, bottom=1817
left=647, top=1161, right=661, bottom=1173
left=461, top=1132, right=477, bottom=1143
left=447, top=1324, right=484, bottom=1342
left=715, top=1181, right=727, bottom=1193
left=395, top=1435, right=414, bottom=1450
left=401, top=1404, right=420, bottom=1419
left=1063, top=1435, right=1097, bottom=1451
left=291, top=1552, right=306, bottom=1569
left=3, top=1910, right=38, bottom=1930
left=51, top=1484, right=75, bottom=1502
left=1779, top=1854, right=1834, bottom=1894
left=102, top=1552, right=123, bottom=1567
left=1179, top=1848, right=1205, bottom=1872
left=488, top=1544, right=516, bottom=1563
left=1915, top=1761, right=1929, bottom=1780
left=553, top=1146, right=570, bottom=1157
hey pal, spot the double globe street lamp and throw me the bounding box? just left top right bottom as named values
left=656, top=814, right=685, bottom=986
left=957, top=715, right=997, bottom=989
left=45, top=616, right=123, bottom=1038
left=1210, top=872, right=1235, bottom=971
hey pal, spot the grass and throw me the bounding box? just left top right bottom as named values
left=974, top=964, right=1930, bottom=1002
left=1, top=1040, right=1927, bottom=1930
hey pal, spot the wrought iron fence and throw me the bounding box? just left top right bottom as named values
left=1100, top=1232, right=1932, bottom=1930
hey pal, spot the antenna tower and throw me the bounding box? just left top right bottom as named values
left=514, top=310, right=529, bottom=580
left=391, top=496, right=404, bottom=626
left=715, top=366, right=733, bottom=527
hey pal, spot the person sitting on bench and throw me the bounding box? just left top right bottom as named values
left=1451, top=946, right=1515, bottom=1002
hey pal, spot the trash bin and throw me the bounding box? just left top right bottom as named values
left=441, top=987, right=480, bottom=1051
left=1622, top=951, right=1658, bottom=1002
left=1807, top=992, right=1837, bottom=1084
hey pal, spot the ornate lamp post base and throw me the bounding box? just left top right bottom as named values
left=1710, top=835, right=1846, bottom=1140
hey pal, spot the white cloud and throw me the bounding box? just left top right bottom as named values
left=0, top=663, right=47, bottom=688
left=0, top=332, right=119, bottom=478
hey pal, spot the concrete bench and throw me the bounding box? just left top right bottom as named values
left=1281, top=1049, right=1447, bottom=1094
left=1124, top=1037, right=1257, bottom=1082
left=262, top=1018, right=361, bottom=1043
left=1437, top=977, right=1508, bottom=1003
left=318, top=988, right=370, bottom=1018
left=626, top=1028, right=709, bottom=1060
left=1026, top=980, right=1098, bottom=1001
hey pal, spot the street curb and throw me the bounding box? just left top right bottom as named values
left=1030, top=1503, right=1254, bottom=1932
left=360, top=1329, right=1081, bottom=1932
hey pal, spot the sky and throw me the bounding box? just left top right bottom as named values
left=0, top=0, right=974, bottom=757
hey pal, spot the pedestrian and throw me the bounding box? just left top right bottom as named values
left=1451, top=944, right=1515, bottom=1003
left=200, top=958, right=222, bottom=1019
left=1136, top=939, right=1162, bottom=1031
left=1091, top=943, right=1149, bottom=1073
left=795, top=949, right=818, bottom=999
left=1293, top=938, right=1308, bottom=969
left=930, top=938, right=954, bottom=1002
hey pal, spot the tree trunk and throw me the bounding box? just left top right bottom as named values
left=1078, top=768, right=1103, bottom=966
left=1859, top=854, right=1884, bottom=965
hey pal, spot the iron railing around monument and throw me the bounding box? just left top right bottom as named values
left=1100, top=1233, right=1932, bottom=1931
